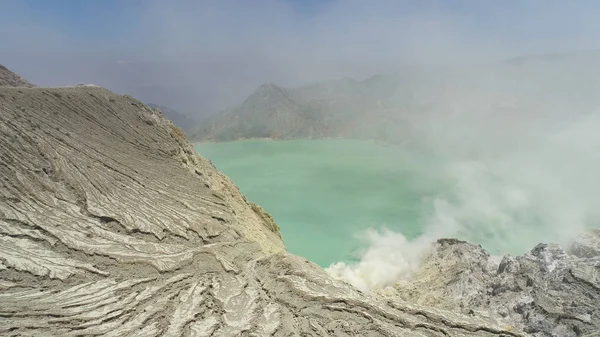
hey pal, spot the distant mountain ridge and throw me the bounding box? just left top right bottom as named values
left=147, top=103, right=198, bottom=134
left=187, top=66, right=470, bottom=143
left=190, top=51, right=600, bottom=144
left=0, top=64, right=35, bottom=87
left=189, top=75, right=404, bottom=142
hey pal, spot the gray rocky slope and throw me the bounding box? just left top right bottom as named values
left=0, top=65, right=35, bottom=87
left=0, top=85, right=528, bottom=336
left=392, top=238, right=600, bottom=337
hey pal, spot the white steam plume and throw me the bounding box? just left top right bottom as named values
left=327, top=69, right=600, bottom=290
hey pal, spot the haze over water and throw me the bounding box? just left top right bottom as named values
left=198, top=139, right=441, bottom=267
left=196, top=131, right=600, bottom=288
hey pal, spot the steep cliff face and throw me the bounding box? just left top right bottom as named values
left=0, top=85, right=523, bottom=336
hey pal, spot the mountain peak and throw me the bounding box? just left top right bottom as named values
left=256, top=82, right=284, bottom=93
left=0, top=64, right=35, bottom=87
left=242, top=82, right=294, bottom=108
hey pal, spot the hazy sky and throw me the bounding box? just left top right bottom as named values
left=2, top=0, right=600, bottom=117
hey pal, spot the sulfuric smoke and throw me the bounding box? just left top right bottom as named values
left=327, top=66, right=600, bottom=289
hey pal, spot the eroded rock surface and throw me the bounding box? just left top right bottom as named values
left=0, top=86, right=523, bottom=336
left=393, top=239, right=600, bottom=337
left=0, top=65, right=34, bottom=87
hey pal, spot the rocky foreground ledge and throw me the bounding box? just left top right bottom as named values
left=0, top=85, right=598, bottom=336
left=393, top=237, right=600, bottom=336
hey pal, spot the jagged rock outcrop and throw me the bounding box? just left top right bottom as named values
left=391, top=239, right=600, bottom=337
left=0, top=65, right=34, bottom=87
left=0, top=85, right=524, bottom=336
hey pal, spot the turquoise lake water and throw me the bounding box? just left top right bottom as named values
left=196, top=138, right=598, bottom=268
left=196, top=139, right=447, bottom=267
